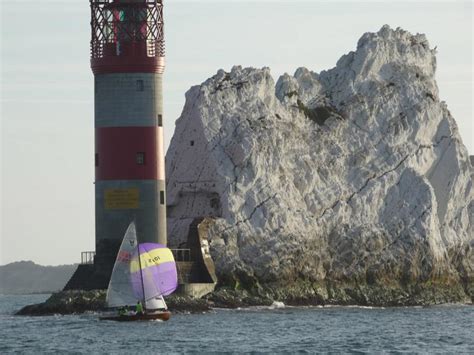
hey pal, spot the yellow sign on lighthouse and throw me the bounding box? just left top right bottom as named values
left=104, top=188, right=139, bottom=210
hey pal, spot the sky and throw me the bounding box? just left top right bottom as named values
left=1, top=0, right=472, bottom=266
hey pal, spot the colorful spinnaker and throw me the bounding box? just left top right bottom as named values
left=130, top=243, right=178, bottom=301
left=105, top=222, right=178, bottom=310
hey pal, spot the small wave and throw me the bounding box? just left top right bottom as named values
left=210, top=307, right=235, bottom=311
left=322, top=305, right=386, bottom=310
left=269, top=301, right=285, bottom=309
left=429, top=303, right=470, bottom=308
left=83, top=310, right=100, bottom=315
left=213, top=302, right=287, bottom=312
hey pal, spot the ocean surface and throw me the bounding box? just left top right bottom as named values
left=1, top=294, right=473, bottom=353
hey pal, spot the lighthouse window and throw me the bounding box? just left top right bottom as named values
left=190, top=140, right=194, bottom=146
left=136, top=152, right=145, bottom=165
left=160, top=191, right=165, bottom=205
left=136, top=80, right=144, bottom=91
left=95, top=153, right=99, bottom=167
left=158, top=114, right=163, bottom=127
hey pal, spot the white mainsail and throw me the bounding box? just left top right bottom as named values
left=146, top=295, right=167, bottom=310
left=105, top=222, right=142, bottom=308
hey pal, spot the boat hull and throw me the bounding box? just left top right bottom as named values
left=100, top=311, right=171, bottom=322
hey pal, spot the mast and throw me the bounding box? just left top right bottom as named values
left=137, top=241, right=147, bottom=313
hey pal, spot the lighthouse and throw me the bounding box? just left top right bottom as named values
left=90, top=0, right=167, bottom=265
left=64, top=0, right=216, bottom=292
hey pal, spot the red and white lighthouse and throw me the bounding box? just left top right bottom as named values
left=90, top=0, right=167, bottom=265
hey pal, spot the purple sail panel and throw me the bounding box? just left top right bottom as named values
left=144, top=262, right=178, bottom=296
left=130, top=243, right=178, bottom=301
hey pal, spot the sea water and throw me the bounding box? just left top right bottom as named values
left=1, top=294, right=473, bottom=353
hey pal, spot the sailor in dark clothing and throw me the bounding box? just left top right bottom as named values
left=118, top=307, right=126, bottom=316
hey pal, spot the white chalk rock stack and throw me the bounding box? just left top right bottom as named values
left=166, top=26, right=473, bottom=303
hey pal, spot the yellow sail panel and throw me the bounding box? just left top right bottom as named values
left=130, top=247, right=175, bottom=273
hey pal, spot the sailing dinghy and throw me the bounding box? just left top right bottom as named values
left=100, top=222, right=178, bottom=321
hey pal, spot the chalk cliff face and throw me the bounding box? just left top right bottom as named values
left=166, top=26, right=474, bottom=304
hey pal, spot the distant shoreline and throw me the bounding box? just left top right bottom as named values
left=0, top=261, right=77, bottom=295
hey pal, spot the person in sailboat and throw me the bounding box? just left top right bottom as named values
left=135, top=301, right=144, bottom=315
left=118, top=306, right=126, bottom=316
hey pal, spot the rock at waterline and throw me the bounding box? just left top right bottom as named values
left=165, top=25, right=474, bottom=305
left=14, top=290, right=213, bottom=316
left=15, top=290, right=106, bottom=316
left=14, top=289, right=269, bottom=316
